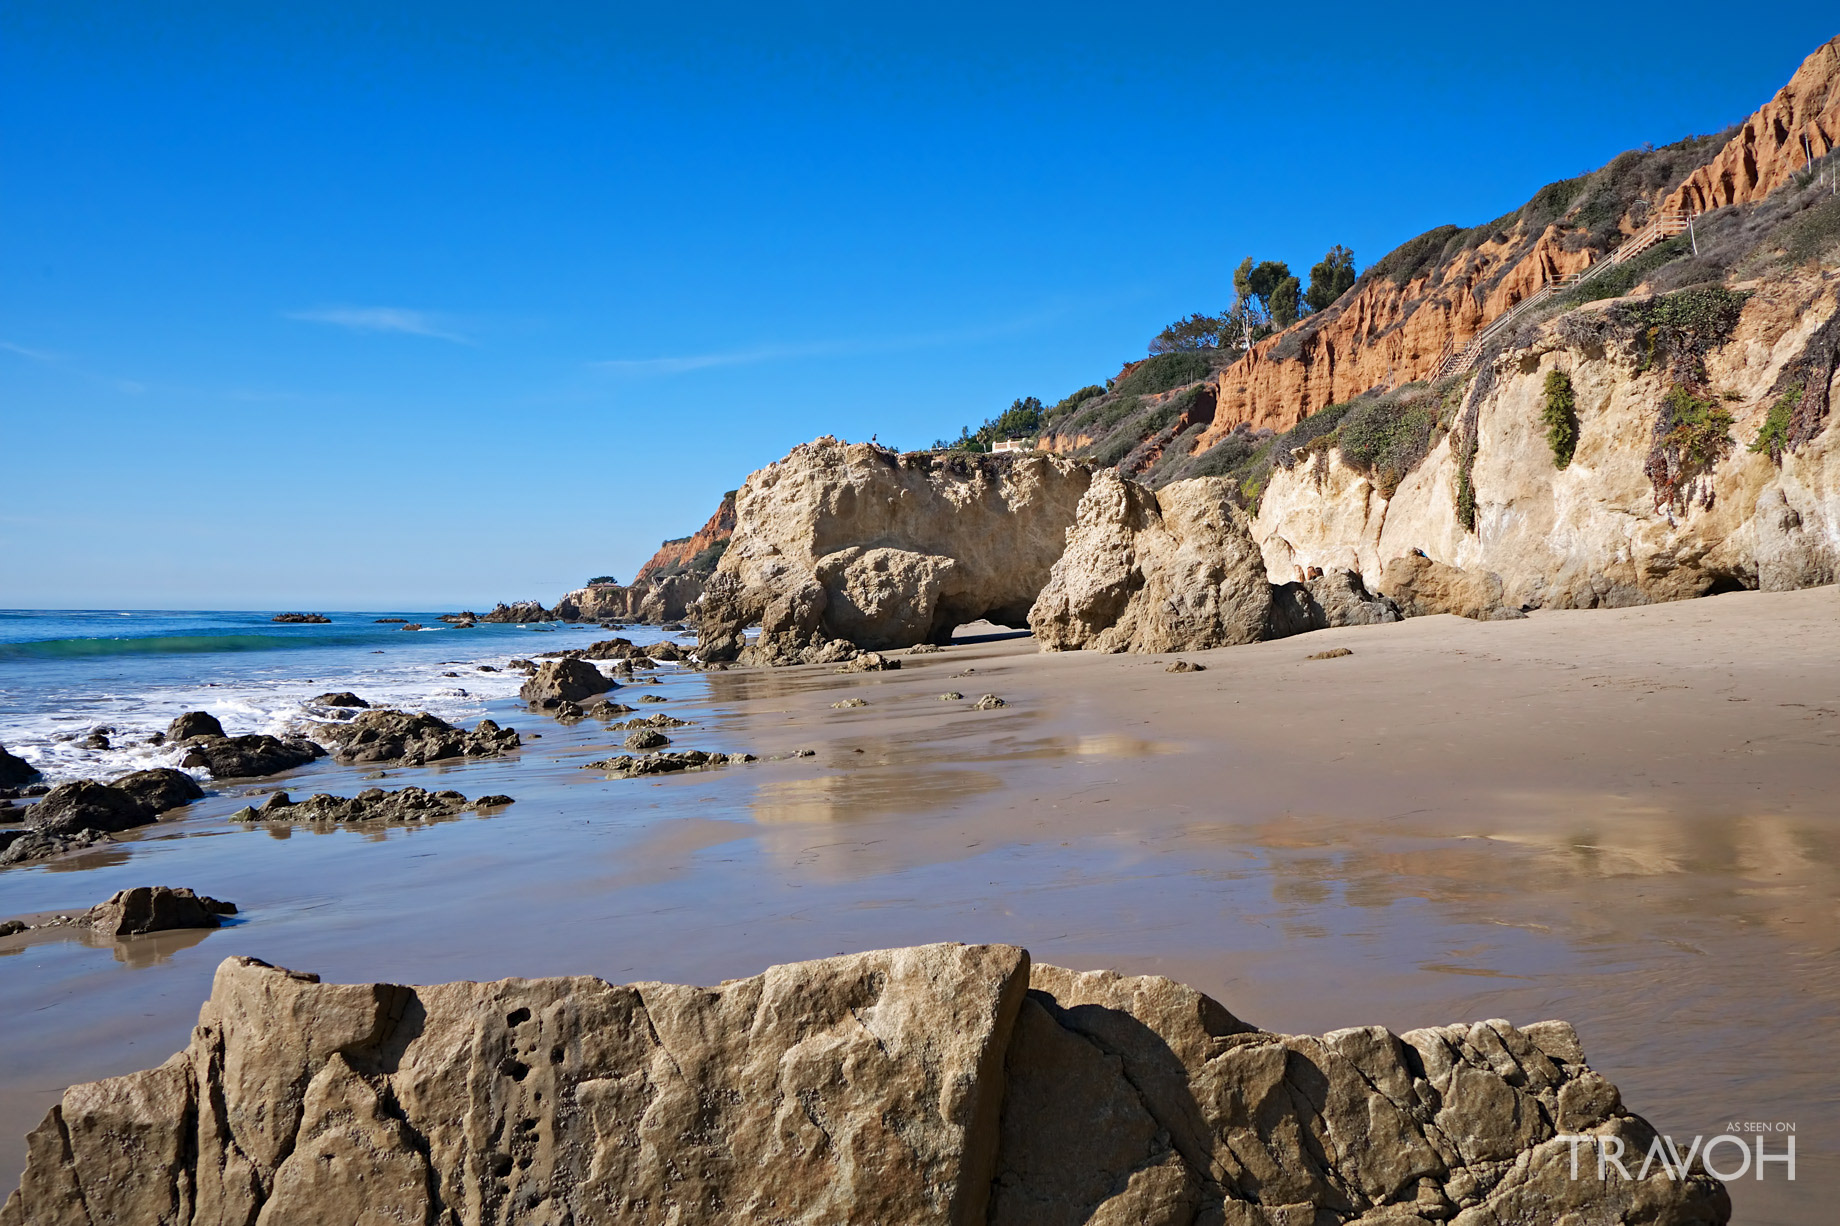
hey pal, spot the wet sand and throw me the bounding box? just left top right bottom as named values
left=3, top=588, right=1838, bottom=1223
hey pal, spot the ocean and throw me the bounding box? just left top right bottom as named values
left=0, top=608, right=683, bottom=783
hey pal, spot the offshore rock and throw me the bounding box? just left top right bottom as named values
left=697, top=438, right=1092, bottom=664
left=479, top=600, right=553, bottom=623
left=0, top=948, right=1728, bottom=1226
left=1030, top=471, right=1272, bottom=653
left=316, top=709, right=520, bottom=766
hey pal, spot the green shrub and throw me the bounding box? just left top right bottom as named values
left=1749, top=385, right=1801, bottom=462
left=1055, top=385, right=1105, bottom=413
left=1112, top=351, right=1214, bottom=397
left=1661, top=385, right=1735, bottom=467
left=1335, top=398, right=1439, bottom=496
left=1454, top=433, right=1479, bottom=531
left=1542, top=370, right=1578, bottom=468
left=587, top=575, right=619, bottom=586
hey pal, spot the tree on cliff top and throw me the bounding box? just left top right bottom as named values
left=1306, top=245, right=1357, bottom=311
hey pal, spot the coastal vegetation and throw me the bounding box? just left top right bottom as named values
left=1542, top=370, right=1578, bottom=469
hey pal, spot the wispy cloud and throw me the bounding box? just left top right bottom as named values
left=591, top=305, right=1079, bottom=378
left=0, top=340, right=59, bottom=362
left=286, top=307, right=471, bottom=344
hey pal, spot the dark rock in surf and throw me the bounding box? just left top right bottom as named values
left=25, top=781, right=156, bottom=837
left=0, top=744, right=41, bottom=787
left=179, top=735, right=325, bottom=780
left=270, top=613, right=331, bottom=624
left=315, top=709, right=519, bottom=766
left=311, top=692, right=370, bottom=709
left=167, top=711, right=226, bottom=742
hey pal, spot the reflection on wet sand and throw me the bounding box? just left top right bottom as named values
left=4, top=596, right=1840, bottom=1222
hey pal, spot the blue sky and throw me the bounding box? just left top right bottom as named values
left=3, top=3, right=1834, bottom=609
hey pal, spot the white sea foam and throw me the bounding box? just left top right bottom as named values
left=0, top=625, right=690, bottom=785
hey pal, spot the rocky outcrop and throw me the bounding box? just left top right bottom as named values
left=1268, top=569, right=1403, bottom=637
left=1030, top=472, right=1273, bottom=653
left=583, top=749, right=753, bottom=776
left=108, top=768, right=206, bottom=813
left=178, top=734, right=326, bottom=780
left=519, top=658, right=614, bottom=708
left=23, top=780, right=155, bottom=838
left=231, top=787, right=505, bottom=823
left=479, top=600, right=553, bottom=623
left=1377, top=555, right=1526, bottom=621
left=1253, top=270, right=1840, bottom=611
left=269, top=613, right=329, bottom=624
left=309, top=691, right=369, bottom=708
left=698, top=438, right=1093, bottom=663
left=86, top=887, right=235, bottom=938
left=1666, top=35, right=1840, bottom=215
left=1, top=947, right=1728, bottom=1226
left=0, top=743, right=38, bottom=787
left=315, top=709, right=520, bottom=766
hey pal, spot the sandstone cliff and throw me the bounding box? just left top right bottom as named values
left=697, top=438, right=1093, bottom=664
left=1667, top=35, right=1840, bottom=215
left=1253, top=269, right=1840, bottom=609
left=2, top=947, right=1728, bottom=1226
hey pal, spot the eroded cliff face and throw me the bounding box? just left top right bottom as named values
left=3, top=948, right=1729, bottom=1226
left=1253, top=271, right=1840, bottom=609
left=1667, top=35, right=1840, bottom=214
left=697, top=438, right=1092, bottom=664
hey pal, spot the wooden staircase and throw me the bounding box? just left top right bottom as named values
left=1430, top=210, right=1695, bottom=380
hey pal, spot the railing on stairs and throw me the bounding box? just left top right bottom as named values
left=1430, top=210, right=1695, bottom=380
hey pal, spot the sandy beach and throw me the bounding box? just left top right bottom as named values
left=2, top=587, right=1835, bottom=1222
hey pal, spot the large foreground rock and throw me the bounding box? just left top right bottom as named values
left=698, top=437, right=1093, bottom=664
left=1031, top=472, right=1273, bottom=653
left=1, top=946, right=1728, bottom=1226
